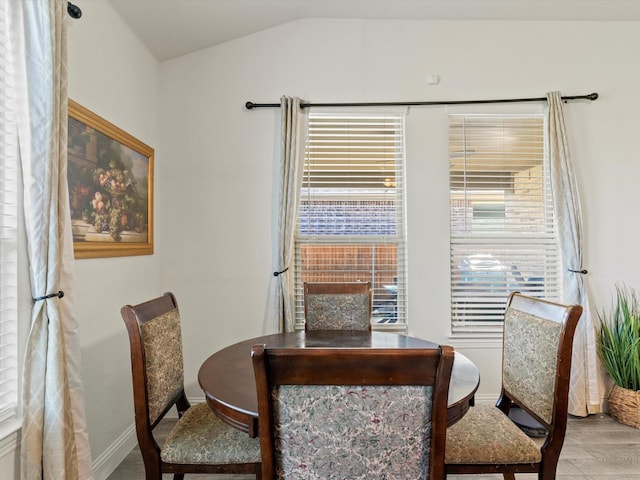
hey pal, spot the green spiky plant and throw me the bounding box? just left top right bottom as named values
left=597, top=285, right=640, bottom=392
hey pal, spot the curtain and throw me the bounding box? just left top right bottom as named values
left=11, top=0, right=93, bottom=478
left=269, top=96, right=307, bottom=333
left=547, top=91, right=602, bottom=416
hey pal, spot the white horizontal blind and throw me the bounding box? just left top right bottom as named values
left=0, top=1, right=19, bottom=422
left=449, top=114, right=560, bottom=333
left=295, top=113, right=407, bottom=330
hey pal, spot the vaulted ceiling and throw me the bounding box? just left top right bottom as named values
left=108, top=0, right=640, bottom=61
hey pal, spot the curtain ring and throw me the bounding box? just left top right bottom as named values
left=34, top=290, right=64, bottom=302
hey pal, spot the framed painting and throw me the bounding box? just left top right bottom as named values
left=67, top=99, right=154, bottom=258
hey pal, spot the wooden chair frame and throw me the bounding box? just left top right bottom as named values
left=303, top=281, right=373, bottom=330
left=252, top=344, right=455, bottom=480
left=122, top=292, right=261, bottom=479
left=445, top=292, right=583, bottom=480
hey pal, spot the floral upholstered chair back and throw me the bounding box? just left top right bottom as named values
left=304, top=282, right=372, bottom=331
left=138, top=307, right=185, bottom=425
left=274, top=384, right=433, bottom=479
left=252, top=344, right=455, bottom=480
left=502, top=296, right=572, bottom=426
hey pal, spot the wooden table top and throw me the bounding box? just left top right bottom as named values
left=198, top=330, right=479, bottom=437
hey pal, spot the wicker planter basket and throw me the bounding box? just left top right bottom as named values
left=608, top=384, right=640, bottom=429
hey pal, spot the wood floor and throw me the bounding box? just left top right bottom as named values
left=107, top=413, right=640, bottom=479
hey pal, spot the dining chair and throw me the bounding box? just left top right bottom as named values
left=121, top=292, right=262, bottom=480
left=445, top=292, right=583, bottom=480
left=303, top=281, right=372, bottom=330
left=251, top=343, right=455, bottom=480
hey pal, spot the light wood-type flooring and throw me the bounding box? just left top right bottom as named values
left=107, top=413, right=640, bottom=479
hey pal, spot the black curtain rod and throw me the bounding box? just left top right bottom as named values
left=245, top=92, right=598, bottom=110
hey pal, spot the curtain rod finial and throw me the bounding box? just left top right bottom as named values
left=67, top=2, right=82, bottom=19
left=587, top=92, right=599, bottom=101
left=245, top=101, right=255, bottom=110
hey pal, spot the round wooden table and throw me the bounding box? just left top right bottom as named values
left=198, top=330, right=479, bottom=437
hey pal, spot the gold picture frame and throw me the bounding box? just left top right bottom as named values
left=67, top=99, right=154, bottom=258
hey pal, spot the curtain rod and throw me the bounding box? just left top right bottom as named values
left=245, top=92, right=598, bottom=110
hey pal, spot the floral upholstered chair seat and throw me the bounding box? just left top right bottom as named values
left=162, top=402, right=260, bottom=465
left=445, top=403, right=541, bottom=465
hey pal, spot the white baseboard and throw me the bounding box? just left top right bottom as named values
left=91, top=423, right=137, bottom=480
left=471, top=393, right=498, bottom=405
left=91, top=399, right=201, bottom=480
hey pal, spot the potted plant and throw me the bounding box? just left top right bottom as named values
left=597, top=285, right=640, bottom=428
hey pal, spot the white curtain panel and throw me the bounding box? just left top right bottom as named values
left=270, top=96, right=307, bottom=332
left=11, top=1, right=92, bottom=478
left=547, top=91, right=602, bottom=416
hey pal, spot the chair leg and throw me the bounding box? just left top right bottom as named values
left=503, top=473, right=516, bottom=480
left=173, top=474, right=185, bottom=480
left=143, top=458, right=162, bottom=480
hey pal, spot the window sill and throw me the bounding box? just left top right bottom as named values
left=0, top=419, right=21, bottom=455
left=294, top=323, right=408, bottom=333
left=448, top=333, right=503, bottom=349
left=372, top=323, right=407, bottom=333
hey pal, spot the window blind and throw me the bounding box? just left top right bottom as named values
left=0, top=1, right=19, bottom=422
left=449, top=114, right=560, bottom=333
left=295, top=114, right=407, bottom=330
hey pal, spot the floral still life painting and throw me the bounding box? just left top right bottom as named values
left=67, top=100, right=154, bottom=258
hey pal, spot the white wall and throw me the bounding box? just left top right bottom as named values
left=66, top=2, right=161, bottom=478
left=159, top=20, right=640, bottom=404
left=160, top=18, right=640, bottom=404
left=58, top=12, right=640, bottom=480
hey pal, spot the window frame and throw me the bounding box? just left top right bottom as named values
left=448, top=113, right=561, bottom=337
left=293, top=112, right=408, bottom=332
left=0, top=0, right=20, bottom=430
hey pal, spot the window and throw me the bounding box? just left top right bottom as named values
left=449, top=114, right=560, bottom=334
left=0, top=1, right=19, bottom=423
left=294, top=113, right=407, bottom=330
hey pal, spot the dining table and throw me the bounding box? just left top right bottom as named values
left=198, top=330, right=480, bottom=438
